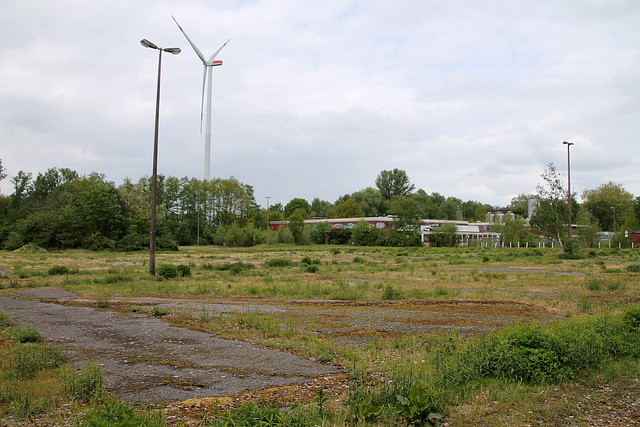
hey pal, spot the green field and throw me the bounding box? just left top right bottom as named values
left=1, top=245, right=640, bottom=426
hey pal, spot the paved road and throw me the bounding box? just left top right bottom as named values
left=0, top=291, right=342, bottom=404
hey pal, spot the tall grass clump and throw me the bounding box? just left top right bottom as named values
left=64, top=362, right=105, bottom=402
left=5, top=342, right=67, bottom=380
left=0, top=310, right=12, bottom=327
left=80, top=398, right=164, bottom=426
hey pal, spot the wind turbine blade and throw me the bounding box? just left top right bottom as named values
left=207, top=39, right=230, bottom=63
left=200, top=65, right=208, bottom=133
left=172, top=15, right=207, bottom=64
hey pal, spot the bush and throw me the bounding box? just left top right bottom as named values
left=264, top=258, right=294, bottom=268
left=117, top=233, right=147, bottom=251
left=305, top=265, right=319, bottom=273
left=152, top=306, right=168, bottom=317
left=48, top=265, right=70, bottom=275
left=176, top=264, right=192, bottom=277
left=0, top=310, right=12, bottom=327
left=156, top=264, right=178, bottom=279
left=14, top=327, right=42, bottom=343
left=626, top=264, right=640, bottom=273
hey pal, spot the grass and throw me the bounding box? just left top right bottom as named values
left=1, top=244, right=640, bottom=424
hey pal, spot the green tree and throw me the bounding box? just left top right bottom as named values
left=495, top=216, right=532, bottom=246
left=388, top=195, right=421, bottom=230
left=352, top=221, right=381, bottom=246
left=429, top=223, right=459, bottom=247
left=288, top=209, right=306, bottom=245
left=351, top=187, right=386, bottom=217
left=582, top=182, right=635, bottom=232
left=530, top=163, right=572, bottom=248
left=0, top=159, right=7, bottom=193
left=284, top=198, right=311, bottom=219
left=310, top=197, right=333, bottom=218
left=375, top=169, right=415, bottom=200
left=507, top=193, right=533, bottom=218
left=331, top=198, right=364, bottom=218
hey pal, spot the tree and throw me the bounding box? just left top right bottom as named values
left=582, top=182, right=634, bottom=232
left=288, top=209, right=306, bottom=245
left=430, top=223, right=459, bottom=247
left=530, top=163, right=571, bottom=247
left=375, top=169, right=415, bottom=200
left=507, top=193, right=533, bottom=218
left=388, top=195, right=421, bottom=230
left=351, top=221, right=380, bottom=246
left=331, top=198, right=364, bottom=219
left=284, top=198, right=311, bottom=219
left=0, top=159, right=6, bottom=193
left=310, top=197, right=333, bottom=218
left=351, top=187, right=386, bottom=217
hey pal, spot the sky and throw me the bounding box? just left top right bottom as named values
left=1, top=0, right=639, bottom=209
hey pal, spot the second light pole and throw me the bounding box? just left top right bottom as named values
left=562, top=141, right=574, bottom=243
left=140, top=39, right=181, bottom=275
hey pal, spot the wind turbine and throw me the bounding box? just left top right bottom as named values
left=172, top=15, right=229, bottom=181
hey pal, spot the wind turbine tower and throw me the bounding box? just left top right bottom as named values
left=172, top=16, right=229, bottom=180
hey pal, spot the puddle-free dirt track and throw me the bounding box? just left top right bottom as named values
left=0, top=287, right=564, bottom=405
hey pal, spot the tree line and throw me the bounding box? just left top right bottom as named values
left=1, top=159, right=639, bottom=250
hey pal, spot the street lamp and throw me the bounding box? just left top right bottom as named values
left=562, top=141, right=574, bottom=243
left=140, top=39, right=180, bottom=275
left=265, top=196, right=271, bottom=245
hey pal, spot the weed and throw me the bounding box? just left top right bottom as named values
left=79, top=398, right=164, bottom=426
left=152, top=306, right=169, bottom=317
left=10, top=392, right=51, bottom=420
left=96, top=299, right=110, bottom=308
left=64, top=362, right=105, bottom=402
left=0, top=310, right=12, bottom=327
left=6, top=342, right=67, bottom=380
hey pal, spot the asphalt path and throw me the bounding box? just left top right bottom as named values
left=0, top=291, right=342, bottom=404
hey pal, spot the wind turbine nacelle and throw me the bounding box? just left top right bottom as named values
left=211, top=60, right=223, bottom=66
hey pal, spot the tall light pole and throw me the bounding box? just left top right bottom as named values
left=562, top=141, right=574, bottom=243
left=140, top=39, right=180, bottom=275
left=265, top=196, right=271, bottom=246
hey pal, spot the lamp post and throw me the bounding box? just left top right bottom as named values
left=265, top=196, right=271, bottom=245
left=140, top=39, right=180, bottom=275
left=562, top=141, right=574, bottom=243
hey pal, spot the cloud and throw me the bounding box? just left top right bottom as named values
left=1, top=0, right=640, bottom=207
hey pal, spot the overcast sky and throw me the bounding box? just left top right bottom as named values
left=1, top=1, right=639, bottom=208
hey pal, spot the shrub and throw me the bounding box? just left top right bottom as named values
left=14, top=327, right=42, bottom=343
left=305, top=265, right=319, bottom=273
left=156, top=264, right=178, bottom=279
left=0, top=310, right=12, bottom=327
left=626, top=264, right=640, bottom=273
left=176, top=264, right=192, bottom=277
left=382, top=284, right=402, bottom=300
left=152, top=306, right=168, bottom=317
left=264, top=258, right=294, bottom=268
left=48, top=265, right=70, bottom=275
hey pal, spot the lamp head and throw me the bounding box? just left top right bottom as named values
left=164, top=47, right=181, bottom=55
left=563, top=140, right=574, bottom=146
left=140, top=39, right=159, bottom=49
